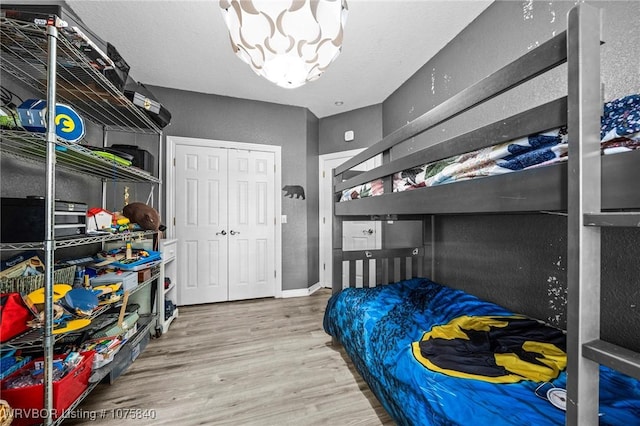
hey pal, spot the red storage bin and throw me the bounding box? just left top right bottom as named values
left=1, top=351, right=94, bottom=426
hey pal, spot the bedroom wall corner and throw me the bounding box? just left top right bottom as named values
left=318, top=104, right=382, bottom=155
left=306, top=109, right=320, bottom=288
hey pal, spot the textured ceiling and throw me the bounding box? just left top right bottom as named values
left=67, top=0, right=493, bottom=118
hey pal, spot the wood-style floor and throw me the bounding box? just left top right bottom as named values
left=66, top=288, right=394, bottom=425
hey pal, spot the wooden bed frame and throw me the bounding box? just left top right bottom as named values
left=330, top=4, right=640, bottom=426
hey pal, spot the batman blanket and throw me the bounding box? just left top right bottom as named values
left=323, top=278, right=640, bottom=426
left=413, top=315, right=566, bottom=384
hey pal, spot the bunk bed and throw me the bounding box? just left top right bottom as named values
left=323, top=5, right=640, bottom=426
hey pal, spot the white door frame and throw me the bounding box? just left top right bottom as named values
left=318, top=148, right=365, bottom=288
left=166, top=136, right=283, bottom=297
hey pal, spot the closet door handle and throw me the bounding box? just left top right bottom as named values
left=362, top=229, right=374, bottom=235
left=216, top=230, right=227, bottom=236
left=230, top=230, right=240, bottom=235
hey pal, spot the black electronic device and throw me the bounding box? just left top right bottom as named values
left=123, top=78, right=172, bottom=129
left=1, top=197, right=87, bottom=242
left=110, top=144, right=155, bottom=174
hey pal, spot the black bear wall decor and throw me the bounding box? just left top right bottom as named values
left=282, top=185, right=305, bottom=200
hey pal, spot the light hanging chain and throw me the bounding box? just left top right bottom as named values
left=220, top=0, right=348, bottom=89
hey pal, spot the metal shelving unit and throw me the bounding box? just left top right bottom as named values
left=2, top=275, right=158, bottom=350
left=0, top=14, right=164, bottom=425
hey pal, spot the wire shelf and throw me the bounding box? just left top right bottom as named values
left=49, top=314, right=156, bottom=426
left=0, top=130, right=161, bottom=183
left=0, top=230, right=158, bottom=251
left=0, top=17, right=161, bottom=134
left=2, top=276, right=159, bottom=350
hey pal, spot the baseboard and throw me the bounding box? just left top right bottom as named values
left=307, top=282, right=322, bottom=294
left=281, top=282, right=322, bottom=298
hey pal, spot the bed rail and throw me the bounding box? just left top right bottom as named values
left=336, top=247, right=426, bottom=292
left=334, top=32, right=568, bottom=177
left=334, top=98, right=568, bottom=195
left=335, top=150, right=640, bottom=216
left=332, top=214, right=434, bottom=293
left=331, top=31, right=570, bottom=214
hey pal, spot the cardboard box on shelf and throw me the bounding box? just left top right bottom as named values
left=137, top=268, right=152, bottom=283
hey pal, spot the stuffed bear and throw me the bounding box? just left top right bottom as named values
left=122, top=202, right=165, bottom=232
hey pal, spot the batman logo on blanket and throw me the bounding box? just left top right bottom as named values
left=411, top=315, right=566, bottom=383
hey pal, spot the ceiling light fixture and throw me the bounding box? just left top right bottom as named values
left=220, top=0, right=348, bottom=89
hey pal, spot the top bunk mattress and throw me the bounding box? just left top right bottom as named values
left=341, top=94, right=640, bottom=201
left=323, top=278, right=640, bottom=425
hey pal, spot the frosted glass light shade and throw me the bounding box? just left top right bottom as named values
left=220, top=0, right=348, bottom=89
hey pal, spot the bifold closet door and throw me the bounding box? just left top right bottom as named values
left=227, top=149, right=276, bottom=301
left=175, top=145, right=230, bottom=304
left=175, top=145, right=276, bottom=305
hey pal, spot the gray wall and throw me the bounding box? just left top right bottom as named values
left=379, top=0, right=640, bottom=351
left=319, top=104, right=382, bottom=155
left=146, top=86, right=319, bottom=291
left=306, top=110, right=320, bottom=286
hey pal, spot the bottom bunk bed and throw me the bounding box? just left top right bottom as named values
left=323, top=278, right=640, bottom=426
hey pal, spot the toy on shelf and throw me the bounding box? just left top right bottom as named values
left=95, top=246, right=161, bottom=272
left=122, top=202, right=165, bottom=232
left=86, top=207, right=114, bottom=233
left=16, top=99, right=85, bottom=143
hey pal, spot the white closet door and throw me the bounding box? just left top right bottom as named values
left=175, top=145, right=229, bottom=304
left=319, top=152, right=382, bottom=289
left=227, top=149, right=276, bottom=300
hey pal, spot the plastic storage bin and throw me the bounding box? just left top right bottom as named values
left=0, top=351, right=95, bottom=426
left=90, top=270, right=138, bottom=292
left=0, top=350, right=31, bottom=380
left=107, top=250, right=162, bottom=271
left=106, top=327, right=149, bottom=384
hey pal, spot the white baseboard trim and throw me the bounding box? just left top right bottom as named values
left=307, top=282, right=322, bottom=294
left=281, top=282, right=322, bottom=298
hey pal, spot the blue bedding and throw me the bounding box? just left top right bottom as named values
left=323, top=278, right=640, bottom=425
left=341, top=94, right=640, bottom=201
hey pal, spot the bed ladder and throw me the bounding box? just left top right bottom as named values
left=566, top=4, right=640, bottom=426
